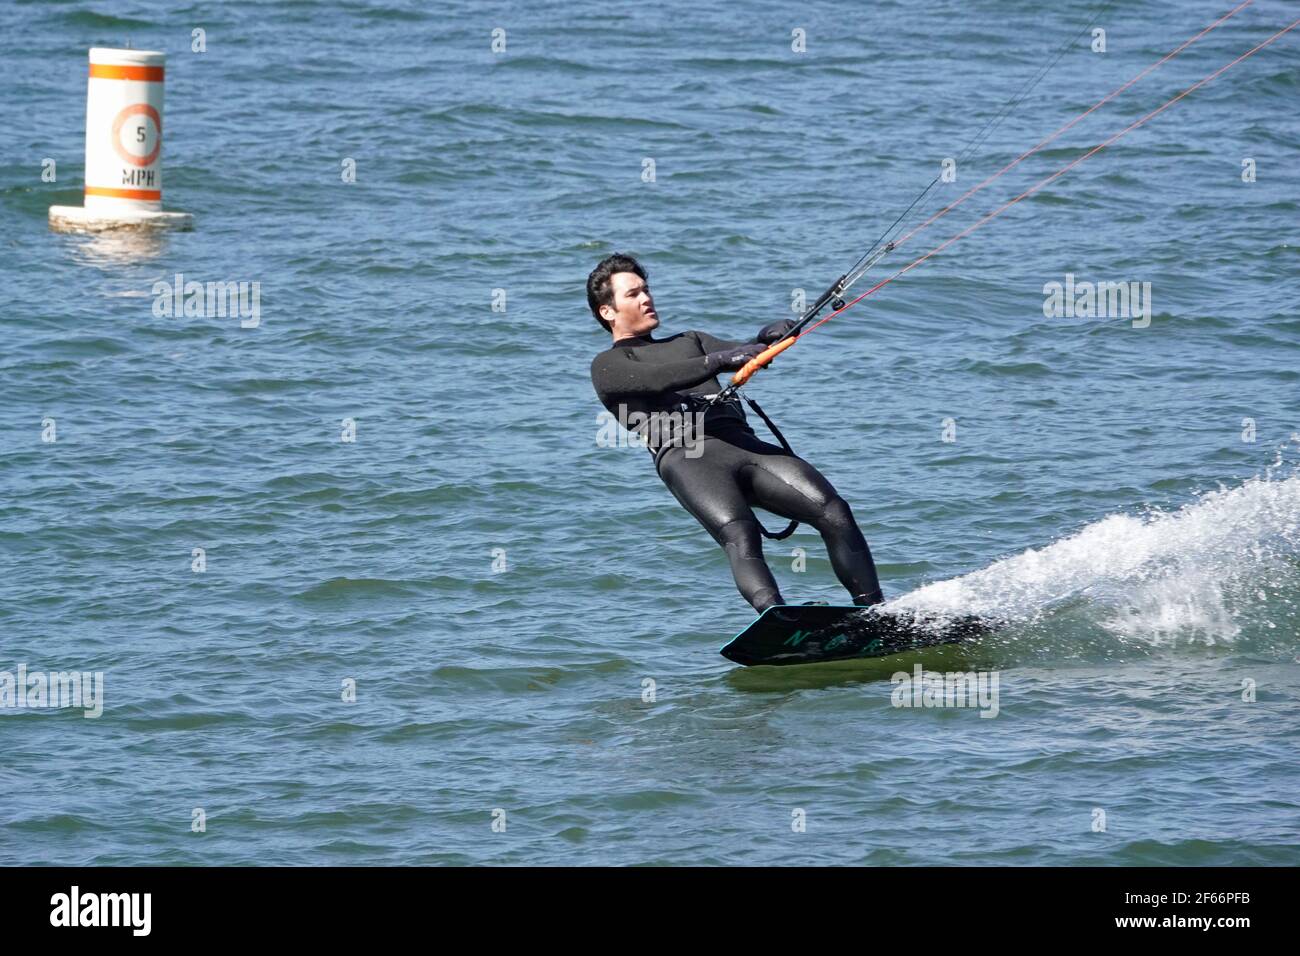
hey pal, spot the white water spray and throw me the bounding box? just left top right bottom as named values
left=890, top=465, right=1300, bottom=647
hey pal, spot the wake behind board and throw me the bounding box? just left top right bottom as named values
left=720, top=604, right=994, bottom=667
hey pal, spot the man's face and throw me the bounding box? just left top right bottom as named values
left=602, top=271, right=659, bottom=336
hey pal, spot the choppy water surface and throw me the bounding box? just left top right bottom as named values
left=1, top=0, right=1298, bottom=864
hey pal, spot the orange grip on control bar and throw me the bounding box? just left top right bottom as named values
left=730, top=336, right=797, bottom=387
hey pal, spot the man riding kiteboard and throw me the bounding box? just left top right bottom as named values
left=588, top=253, right=885, bottom=612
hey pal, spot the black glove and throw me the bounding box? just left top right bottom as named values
left=704, top=343, right=767, bottom=375
left=755, top=318, right=797, bottom=345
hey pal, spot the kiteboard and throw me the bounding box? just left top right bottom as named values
left=720, top=604, right=995, bottom=667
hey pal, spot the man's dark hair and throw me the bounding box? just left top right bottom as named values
left=587, top=253, right=647, bottom=333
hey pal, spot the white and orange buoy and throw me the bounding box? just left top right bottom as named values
left=49, top=48, right=192, bottom=232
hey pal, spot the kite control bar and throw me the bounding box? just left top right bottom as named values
left=729, top=336, right=797, bottom=388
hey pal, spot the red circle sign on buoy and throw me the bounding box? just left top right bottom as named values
left=111, top=103, right=162, bottom=167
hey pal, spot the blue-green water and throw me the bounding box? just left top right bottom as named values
left=2, top=0, right=1298, bottom=865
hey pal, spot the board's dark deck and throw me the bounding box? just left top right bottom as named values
left=720, top=604, right=993, bottom=667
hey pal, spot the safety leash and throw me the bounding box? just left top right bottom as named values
left=742, top=395, right=800, bottom=541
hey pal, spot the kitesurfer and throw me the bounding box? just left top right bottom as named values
left=588, top=253, right=885, bottom=612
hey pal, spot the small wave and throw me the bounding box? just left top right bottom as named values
left=489, top=54, right=601, bottom=76
left=53, top=10, right=154, bottom=29
left=294, top=577, right=423, bottom=603
left=959, top=358, right=1057, bottom=377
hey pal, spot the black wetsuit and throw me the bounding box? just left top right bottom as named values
left=590, top=330, right=884, bottom=611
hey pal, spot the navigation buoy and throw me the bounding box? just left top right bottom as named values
left=49, top=48, right=193, bottom=232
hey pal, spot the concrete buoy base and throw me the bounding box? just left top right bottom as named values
left=50, top=48, right=193, bottom=235
left=49, top=204, right=193, bottom=233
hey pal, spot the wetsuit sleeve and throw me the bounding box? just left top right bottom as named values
left=694, top=330, right=752, bottom=352
left=590, top=348, right=716, bottom=398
